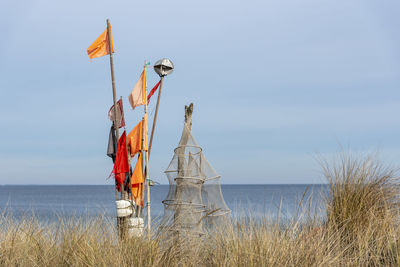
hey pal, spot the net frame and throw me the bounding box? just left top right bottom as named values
left=160, top=124, right=230, bottom=234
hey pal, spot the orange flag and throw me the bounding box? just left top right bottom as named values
left=131, top=183, right=144, bottom=207
left=128, top=68, right=146, bottom=110
left=131, top=154, right=144, bottom=206
left=87, top=27, right=114, bottom=59
left=127, top=115, right=148, bottom=156
left=132, top=154, right=144, bottom=185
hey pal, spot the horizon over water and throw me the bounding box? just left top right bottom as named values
left=0, top=185, right=328, bottom=222
left=0, top=183, right=329, bottom=185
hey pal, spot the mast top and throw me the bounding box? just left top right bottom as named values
left=154, top=58, right=174, bottom=77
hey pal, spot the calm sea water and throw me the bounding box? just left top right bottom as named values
left=0, top=185, right=328, bottom=222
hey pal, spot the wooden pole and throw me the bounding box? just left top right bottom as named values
left=143, top=62, right=152, bottom=234
left=148, top=76, right=164, bottom=158
left=175, top=104, right=194, bottom=235
left=122, top=96, right=131, bottom=208
left=107, top=19, right=119, bottom=143
left=107, top=19, right=128, bottom=238
left=139, top=117, right=145, bottom=218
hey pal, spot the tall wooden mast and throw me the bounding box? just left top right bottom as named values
left=107, top=19, right=128, bottom=238
left=148, top=76, right=164, bottom=157
left=143, top=62, right=152, bottom=233
left=149, top=58, right=174, bottom=157
left=106, top=19, right=118, bottom=142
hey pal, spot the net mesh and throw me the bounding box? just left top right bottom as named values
left=161, top=124, right=230, bottom=235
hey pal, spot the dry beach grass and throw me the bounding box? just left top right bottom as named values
left=1, top=153, right=400, bottom=266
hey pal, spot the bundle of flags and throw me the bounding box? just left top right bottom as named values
left=88, top=23, right=161, bottom=207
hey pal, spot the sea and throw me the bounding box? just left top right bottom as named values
left=0, top=185, right=328, bottom=223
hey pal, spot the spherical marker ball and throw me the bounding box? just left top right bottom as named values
left=154, top=58, right=174, bottom=77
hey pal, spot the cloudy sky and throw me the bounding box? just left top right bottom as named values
left=1, top=0, right=400, bottom=184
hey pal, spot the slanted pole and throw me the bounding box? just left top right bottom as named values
left=107, top=19, right=128, bottom=238
left=107, top=19, right=119, bottom=142
left=148, top=76, right=164, bottom=158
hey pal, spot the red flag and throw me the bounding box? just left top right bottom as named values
left=108, top=99, right=125, bottom=128
left=147, top=80, right=161, bottom=104
left=110, top=131, right=129, bottom=191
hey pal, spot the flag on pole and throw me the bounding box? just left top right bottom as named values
left=128, top=69, right=146, bottom=110
left=131, top=154, right=144, bottom=206
left=127, top=116, right=148, bottom=157
left=110, top=131, right=129, bottom=191
left=108, top=99, right=125, bottom=128
left=87, top=27, right=114, bottom=59
left=147, top=80, right=161, bottom=104
left=107, top=125, right=117, bottom=162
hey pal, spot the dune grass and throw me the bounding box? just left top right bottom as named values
left=1, top=153, right=400, bottom=266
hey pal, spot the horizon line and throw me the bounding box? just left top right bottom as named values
left=0, top=183, right=328, bottom=186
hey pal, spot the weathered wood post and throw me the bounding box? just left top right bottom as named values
left=184, top=103, right=193, bottom=130
left=106, top=19, right=128, bottom=239
left=177, top=103, right=193, bottom=177
left=174, top=103, right=198, bottom=235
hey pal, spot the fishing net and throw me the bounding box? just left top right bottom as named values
left=161, top=123, right=230, bottom=235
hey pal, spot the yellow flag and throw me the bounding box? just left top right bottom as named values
left=87, top=27, right=114, bottom=59
left=128, top=68, right=147, bottom=110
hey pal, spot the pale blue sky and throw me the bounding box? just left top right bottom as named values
left=1, top=0, right=400, bottom=184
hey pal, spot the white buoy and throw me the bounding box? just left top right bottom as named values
left=128, top=217, right=144, bottom=237
left=116, top=200, right=133, bottom=217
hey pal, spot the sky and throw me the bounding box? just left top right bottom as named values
left=0, top=0, right=400, bottom=184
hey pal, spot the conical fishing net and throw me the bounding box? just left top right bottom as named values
left=161, top=124, right=230, bottom=235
